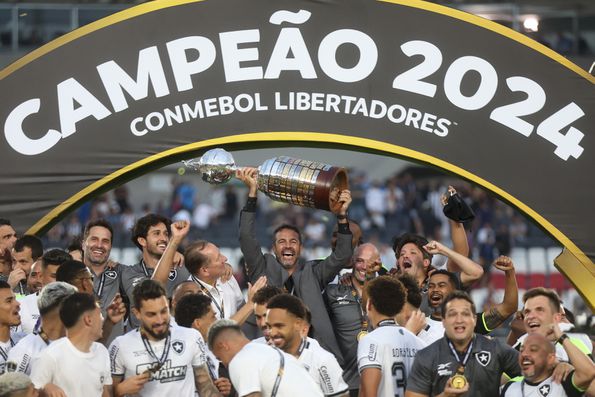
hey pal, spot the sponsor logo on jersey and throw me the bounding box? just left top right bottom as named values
left=138, top=360, right=187, bottom=383
left=172, top=340, right=185, bottom=355
left=437, top=362, right=453, bottom=377
left=368, top=343, right=377, bottom=361
left=319, top=365, right=334, bottom=393
left=132, top=277, right=145, bottom=287
left=475, top=351, right=491, bottom=367
left=104, top=270, right=118, bottom=279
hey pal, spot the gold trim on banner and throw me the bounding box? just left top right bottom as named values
left=27, top=132, right=594, bottom=275
left=0, top=0, right=593, bottom=83
left=555, top=249, right=595, bottom=311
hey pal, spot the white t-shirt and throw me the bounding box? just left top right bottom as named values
left=109, top=326, right=207, bottom=397
left=190, top=276, right=245, bottom=320
left=357, top=323, right=427, bottom=397
left=5, top=333, right=51, bottom=374
left=501, top=374, right=582, bottom=397
left=229, top=342, right=323, bottom=397
left=17, top=293, right=39, bottom=335
left=30, top=337, right=112, bottom=397
left=298, top=337, right=348, bottom=396
left=417, top=316, right=445, bottom=345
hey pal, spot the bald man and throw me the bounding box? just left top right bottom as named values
left=324, top=243, right=381, bottom=396
left=501, top=324, right=595, bottom=396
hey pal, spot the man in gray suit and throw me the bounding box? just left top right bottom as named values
left=237, top=167, right=353, bottom=364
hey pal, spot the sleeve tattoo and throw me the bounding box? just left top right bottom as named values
left=484, top=307, right=505, bottom=330
left=194, top=364, right=223, bottom=397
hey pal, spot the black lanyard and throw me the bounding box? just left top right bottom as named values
left=140, top=260, right=152, bottom=277
left=141, top=331, right=171, bottom=373
left=447, top=337, right=474, bottom=373
left=192, top=276, right=225, bottom=318
left=94, top=271, right=108, bottom=299
left=206, top=355, right=218, bottom=380
left=271, top=348, right=285, bottom=397
left=350, top=279, right=368, bottom=331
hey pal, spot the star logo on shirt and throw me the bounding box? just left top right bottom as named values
left=539, top=384, right=551, bottom=396
left=475, top=351, right=491, bottom=367
left=172, top=340, right=185, bottom=354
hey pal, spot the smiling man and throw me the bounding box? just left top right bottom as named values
left=237, top=166, right=353, bottom=364
left=9, top=236, right=43, bottom=296
left=122, top=214, right=191, bottom=328
left=109, top=279, right=221, bottom=397
left=514, top=288, right=593, bottom=362
left=501, top=329, right=595, bottom=397
left=406, top=291, right=521, bottom=397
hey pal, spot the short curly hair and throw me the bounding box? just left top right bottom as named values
left=366, top=276, right=406, bottom=317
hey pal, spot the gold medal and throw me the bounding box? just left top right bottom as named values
left=451, top=374, right=467, bottom=389
left=357, top=330, right=368, bottom=341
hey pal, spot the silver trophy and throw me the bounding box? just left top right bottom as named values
left=183, top=148, right=349, bottom=211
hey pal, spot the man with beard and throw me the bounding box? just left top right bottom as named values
left=252, top=286, right=283, bottom=344
left=514, top=288, right=593, bottom=362
left=266, top=294, right=349, bottom=397
left=25, top=262, right=42, bottom=296
left=0, top=281, right=22, bottom=373
left=18, top=249, right=72, bottom=334
left=237, top=167, right=353, bottom=363
left=9, top=236, right=43, bottom=297
left=208, top=319, right=323, bottom=397
left=109, top=280, right=222, bottom=397
left=394, top=235, right=483, bottom=315
left=324, top=243, right=381, bottom=396
left=406, top=291, right=521, bottom=397
left=418, top=255, right=518, bottom=344
left=501, top=329, right=595, bottom=397
left=122, top=214, right=190, bottom=328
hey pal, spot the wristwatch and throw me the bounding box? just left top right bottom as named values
left=557, top=333, right=569, bottom=345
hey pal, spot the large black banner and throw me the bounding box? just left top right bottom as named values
left=1, top=0, right=593, bottom=301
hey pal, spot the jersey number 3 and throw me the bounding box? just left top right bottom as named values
left=392, top=362, right=407, bottom=397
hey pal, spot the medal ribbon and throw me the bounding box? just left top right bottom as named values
left=377, top=319, right=397, bottom=327
left=271, top=348, right=286, bottom=397
left=141, top=331, right=171, bottom=372
left=447, top=337, right=474, bottom=373
left=350, top=278, right=368, bottom=332
left=94, top=270, right=108, bottom=299
left=140, top=260, right=151, bottom=277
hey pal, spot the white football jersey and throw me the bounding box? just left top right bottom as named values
left=109, top=326, right=207, bottom=397
left=417, top=316, right=445, bottom=345
left=17, top=293, right=39, bottom=335
left=298, top=338, right=348, bottom=396
left=357, top=323, right=427, bottom=397
left=229, top=342, right=323, bottom=397
left=0, top=334, right=25, bottom=374
left=501, top=374, right=581, bottom=397
left=30, top=337, right=112, bottom=397
left=5, top=333, right=50, bottom=374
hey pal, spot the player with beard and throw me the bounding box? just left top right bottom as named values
left=109, top=279, right=222, bottom=397
left=0, top=220, right=17, bottom=253
left=252, top=286, right=283, bottom=344
left=9, top=236, right=43, bottom=297
left=406, top=291, right=521, bottom=397
left=418, top=256, right=518, bottom=344
left=122, top=214, right=190, bottom=328
left=208, top=319, right=323, bottom=397
left=324, top=243, right=381, bottom=396
left=501, top=330, right=595, bottom=397
left=266, top=294, right=349, bottom=397
left=0, top=281, right=22, bottom=373
left=394, top=235, right=483, bottom=315
left=237, top=166, right=353, bottom=364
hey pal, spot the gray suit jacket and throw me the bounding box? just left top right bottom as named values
left=239, top=208, right=352, bottom=365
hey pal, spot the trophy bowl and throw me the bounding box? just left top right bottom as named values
left=183, top=148, right=349, bottom=212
